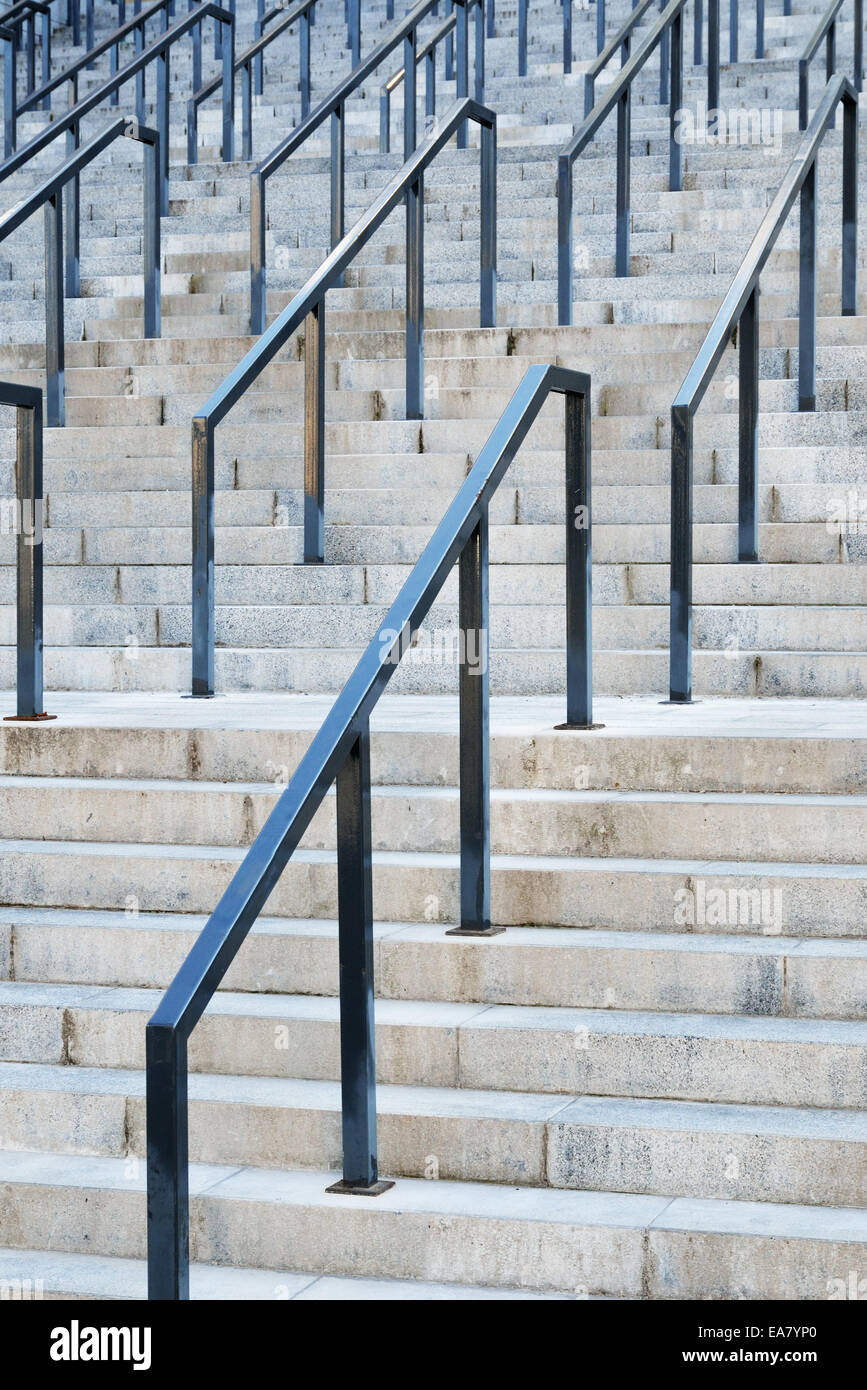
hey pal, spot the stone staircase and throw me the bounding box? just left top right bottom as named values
left=0, top=0, right=865, bottom=1300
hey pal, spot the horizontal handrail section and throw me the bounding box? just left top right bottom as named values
left=249, top=0, right=458, bottom=334
left=0, top=115, right=161, bottom=426
left=798, top=0, right=863, bottom=127
left=1, top=1, right=234, bottom=217
left=0, top=378, right=46, bottom=720
left=380, top=0, right=483, bottom=154
left=195, top=96, right=497, bottom=695
left=147, top=361, right=593, bottom=1300
left=188, top=0, right=318, bottom=163
left=558, top=0, right=689, bottom=320
left=669, top=75, right=858, bottom=703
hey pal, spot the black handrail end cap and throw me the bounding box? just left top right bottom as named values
left=445, top=924, right=506, bottom=937
left=4, top=712, right=57, bottom=721
left=325, top=1178, right=396, bottom=1197
left=554, top=721, right=605, bottom=732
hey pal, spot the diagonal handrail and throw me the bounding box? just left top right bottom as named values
left=0, top=115, right=162, bottom=426
left=146, top=360, right=593, bottom=1300
left=668, top=75, right=858, bottom=703
left=1, top=0, right=235, bottom=218
left=798, top=0, right=863, bottom=127
left=380, top=0, right=483, bottom=154
left=249, top=0, right=469, bottom=334
left=193, top=96, right=497, bottom=695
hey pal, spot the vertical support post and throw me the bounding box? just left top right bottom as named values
left=72, top=0, right=80, bottom=46
left=187, top=97, right=198, bottom=165
left=65, top=77, right=80, bottom=299
left=474, top=0, right=484, bottom=103
left=85, top=0, right=94, bottom=60
left=456, top=0, right=468, bottom=148
left=564, top=389, right=593, bottom=727
left=405, top=171, right=424, bottom=420
left=330, top=724, right=388, bottom=1193
left=557, top=153, right=572, bottom=325
left=190, top=0, right=202, bottom=98
left=404, top=29, right=416, bottom=159
left=708, top=0, right=719, bottom=117
left=221, top=16, right=235, bottom=162
left=480, top=119, right=496, bottom=327
left=615, top=81, right=630, bottom=276
left=135, top=20, right=146, bottom=127
left=659, top=1, right=669, bottom=106
left=855, top=0, right=863, bottom=92
left=426, top=47, right=435, bottom=121
left=798, top=58, right=808, bottom=129
left=670, top=6, right=682, bottom=192
left=304, top=300, right=325, bottom=564
left=380, top=86, right=390, bottom=153
left=518, top=0, right=526, bottom=76
left=563, top=0, right=571, bottom=73
left=25, top=15, right=35, bottom=93
left=842, top=90, right=858, bottom=316
left=597, top=0, right=604, bottom=54
left=45, top=191, right=65, bottom=428
left=584, top=71, right=594, bottom=118
left=253, top=0, right=264, bottom=94
left=350, top=0, right=360, bottom=66
left=14, top=397, right=44, bottom=718
left=826, top=20, right=835, bottom=85
left=331, top=103, right=345, bottom=290
left=241, top=61, right=252, bottom=161
left=157, top=23, right=170, bottom=214
left=250, top=171, right=266, bottom=334
left=4, top=31, right=17, bottom=158
left=798, top=159, right=816, bottom=412
left=729, top=0, right=737, bottom=64
left=143, top=130, right=161, bottom=338
left=738, top=287, right=758, bottom=561
left=110, top=34, right=120, bottom=105
left=669, top=402, right=693, bottom=701
left=487, top=0, right=494, bottom=39
left=694, top=0, right=703, bottom=64
left=191, top=416, right=214, bottom=694
left=756, top=0, right=763, bottom=59
left=40, top=10, right=50, bottom=107
left=146, top=1026, right=189, bottom=1300
left=300, top=10, right=311, bottom=121
left=447, top=510, right=496, bottom=935
left=445, top=0, right=454, bottom=80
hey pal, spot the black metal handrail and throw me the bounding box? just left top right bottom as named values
left=195, top=96, right=496, bottom=694
left=668, top=75, right=858, bottom=703
left=1, top=1, right=234, bottom=218
left=147, top=360, right=593, bottom=1300
left=798, top=0, right=862, bottom=127
left=519, top=0, right=579, bottom=74
left=188, top=0, right=318, bottom=163
left=558, top=0, right=690, bottom=319
left=250, top=0, right=462, bottom=335
left=379, top=0, right=483, bottom=154
left=0, top=378, right=47, bottom=721
left=584, top=0, right=655, bottom=116
left=0, top=0, right=51, bottom=125
left=0, top=115, right=161, bottom=426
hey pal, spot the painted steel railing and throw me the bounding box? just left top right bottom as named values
left=196, top=96, right=496, bottom=694
left=798, top=0, right=863, bottom=127
left=0, top=115, right=161, bottom=426
left=584, top=0, right=655, bottom=116
left=146, top=360, right=593, bottom=1300
left=668, top=75, right=858, bottom=703
left=380, top=0, right=483, bottom=153
left=0, top=0, right=51, bottom=129
left=558, top=0, right=690, bottom=320
left=249, top=0, right=460, bottom=335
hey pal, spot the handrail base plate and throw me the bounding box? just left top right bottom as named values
left=325, top=1178, right=396, bottom=1197
left=445, top=925, right=506, bottom=937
